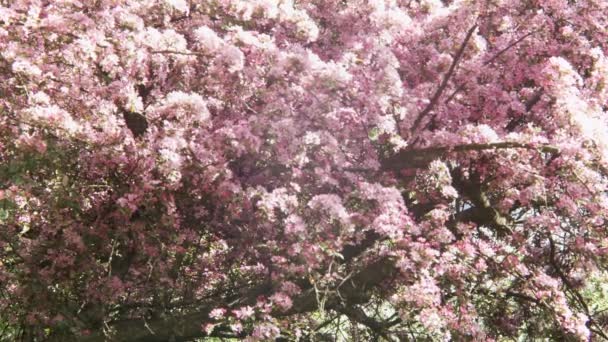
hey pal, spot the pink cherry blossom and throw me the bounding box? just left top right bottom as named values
left=1, top=0, right=608, bottom=340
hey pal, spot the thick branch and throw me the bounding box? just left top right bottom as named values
left=336, top=305, right=393, bottom=340
left=78, top=250, right=396, bottom=342
left=287, top=257, right=397, bottom=316
left=450, top=167, right=513, bottom=236
left=382, top=141, right=559, bottom=172
left=151, top=50, right=204, bottom=57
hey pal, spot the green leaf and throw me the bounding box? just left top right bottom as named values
left=368, top=127, right=380, bottom=141
left=0, top=208, right=9, bottom=222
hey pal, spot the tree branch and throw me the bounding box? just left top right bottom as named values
left=450, top=167, right=513, bottom=236
left=410, top=24, right=478, bottom=133
left=382, top=141, right=559, bottom=172
left=336, top=305, right=393, bottom=340
left=444, top=30, right=539, bottom=106
left=548, top=237, right=608, bottom=340
left=483, top=30, right=539, bottom=66
left=150, top=50, right=204, bottom=57
left=77, top=248, right=396, bottom=342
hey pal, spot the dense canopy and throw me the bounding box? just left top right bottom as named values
left=1, top=0, right=608, bottom=340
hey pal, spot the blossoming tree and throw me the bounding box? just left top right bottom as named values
left=1, top=0, right=608, bottom=340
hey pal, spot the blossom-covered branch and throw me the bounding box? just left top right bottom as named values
left=2, top=0, right=608, bottom=341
